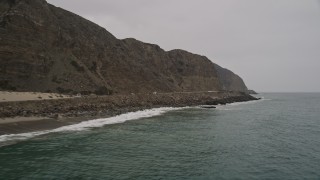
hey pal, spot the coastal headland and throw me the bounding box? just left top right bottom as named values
left=0, top=0, right=258, bottom=136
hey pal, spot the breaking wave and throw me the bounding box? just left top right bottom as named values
left=0, top=107, right=184, bottom=145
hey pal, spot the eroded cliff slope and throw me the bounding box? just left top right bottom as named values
left=0, top=0, right=248, bottom=94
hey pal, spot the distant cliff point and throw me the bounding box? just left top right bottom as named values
left=0, top=0, right=250, bottom=95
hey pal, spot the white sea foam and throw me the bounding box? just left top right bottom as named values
left=0, top=107, right=184, bottom=144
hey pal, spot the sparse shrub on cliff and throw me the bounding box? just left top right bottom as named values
left=89, top=62, right=97, bottom=72
left=51, top=76, right=62, bottom=84
left=70, top=60, right=85, bottom=72
left=94, top=86, right=113, bottom=95
left=56, top=87, right=73, bottom=94
left=0, top=80, right=16, bottom=91
left=80, top=91, right=91, bottom=95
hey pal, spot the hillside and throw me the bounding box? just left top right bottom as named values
left=0, top=0, right=249, bottom=94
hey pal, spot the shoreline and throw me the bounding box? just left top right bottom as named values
left=0, top=92, right=258, bottom=136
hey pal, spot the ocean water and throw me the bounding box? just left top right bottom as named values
left=0, top=93, right=320, bottom=179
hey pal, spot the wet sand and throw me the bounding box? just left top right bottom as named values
left=0, top=116, right=96, bottom=135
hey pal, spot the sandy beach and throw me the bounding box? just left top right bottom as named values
left=0, top=91, right=74, bottom=102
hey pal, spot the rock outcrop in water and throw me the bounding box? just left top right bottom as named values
left=0, top=0, right=249, bottom=94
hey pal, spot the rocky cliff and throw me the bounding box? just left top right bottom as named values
left=0, top=0, right=249, bottom=94
left=214, top=64, right=248, bottom=92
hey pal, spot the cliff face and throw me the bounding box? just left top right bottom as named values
left=0, top=0, right=248, bottom=94
left=214, top=64, right=248, bottom=92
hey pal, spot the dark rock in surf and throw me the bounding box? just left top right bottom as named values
left=199, top=105, right=216, bottom=109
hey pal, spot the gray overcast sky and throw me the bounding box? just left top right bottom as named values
left=47, top=0, right=320, bottom=92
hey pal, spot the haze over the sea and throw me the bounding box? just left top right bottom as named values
left=48, top=0, right=320, bottom=92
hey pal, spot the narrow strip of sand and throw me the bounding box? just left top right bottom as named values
left=0, top=91, right=74, bottom=102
